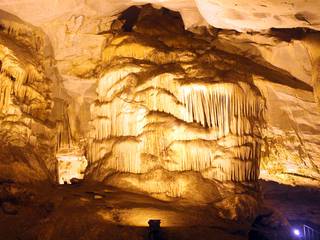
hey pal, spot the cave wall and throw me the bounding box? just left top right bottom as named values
left=209, top=30, right=320, bottom=185
left=80, top=4, right=320, bottom=189
left=195, top=0, right=320, bottom=31
left=0, top=11, right=57, bottom=183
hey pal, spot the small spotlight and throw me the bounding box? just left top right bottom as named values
left=293, top=228, right=301, bottom=237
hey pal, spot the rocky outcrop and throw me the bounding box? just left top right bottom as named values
left=257, top=79, right=320, bottom=186
left=0, top=11, right=56, bottom=182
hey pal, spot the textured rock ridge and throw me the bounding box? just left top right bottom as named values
left=0, top=11, right=56, bottom=182
left=195, top=0, right=320, bottom=31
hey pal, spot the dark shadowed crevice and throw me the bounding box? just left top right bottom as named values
left=118, top=5, right=141, bottom=32
left=212, top=48, right=314, bottom=91
left=269, top=27, right=319, bottom=42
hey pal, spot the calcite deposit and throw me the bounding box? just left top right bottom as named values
left=85, top=7, right=264, bottom=188
left=81, top=6, right=265, bottom=214
left=0, top=11, right=56, bottom=182
left=209, top=29, right=320, bottom=186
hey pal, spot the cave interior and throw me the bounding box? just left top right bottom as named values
left=0, top=1, right=320, bottom=240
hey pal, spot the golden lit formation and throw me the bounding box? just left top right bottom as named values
left=0, top=17, right=55, bottom=182
left=57, top=148, right=87, bottom=184
left=86, top=15, right=265, bottom=189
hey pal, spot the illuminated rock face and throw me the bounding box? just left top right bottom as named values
left=1, top=0, right=320, bottom=33
left=57, top=149, right=87, bottom=184
left=211, top=30, right=320, bottom=186
left=257, top=80, right=320, bottom=186
left=86, top=6, right=265, bottom=207
left=195, top=0, right=320, bottom=31
left=0, top=12, right=56, bottom=182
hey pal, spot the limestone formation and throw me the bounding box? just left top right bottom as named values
left=2, top=0, right=320, bottom=32
left=0, top=11, right=56, bottom=182
left=83, top=6, right=265, bottom=212
left=210, top=29, right=320, bottom=186
left=195, top=0, right=320, bottom=31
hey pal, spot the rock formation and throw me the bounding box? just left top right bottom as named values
left=0, top=11, right=56, bottom=182
left=211, top=29, right=320, bottom=185
left=195, top=0, right=320, bottom=31
left=80, top=6, right=265, bottom=220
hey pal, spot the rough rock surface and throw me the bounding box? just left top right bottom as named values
left=195, top=0, right=320, bottom=31
left=210, top=29, right=320, bottom=186
left=82, top=5, right=267, bottom=220
left=1, top=0, right=320, bottom=32
left=1, top=202, right=18, bottom=215
left=0, top=182, right=250, bottom=240
left=0, top=11, right=57, bottom=182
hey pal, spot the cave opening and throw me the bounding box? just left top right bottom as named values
left=56, top=150, right=88, bottom=184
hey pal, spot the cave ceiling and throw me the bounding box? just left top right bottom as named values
left=0, top=0, right=319, bottom=84
left=1, top=0, right=320, bottom=31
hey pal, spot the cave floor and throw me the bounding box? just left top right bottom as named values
left=0, top=182, right=248, bottom=240
left=261, top=180, right=320, bottom=228
left=1, top=180, right=319, bottom=240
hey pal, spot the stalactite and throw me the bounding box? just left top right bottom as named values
left=0, top=73, right=12, bottom=112
left=0, top=19, right=46, bottom=54
left=0, top=44, right=49, bottom=121
left=55, top=104, right=73, bottom=151
left=97, top=64, right=143, bottom=102
left=88, top=26, right=265, bottom=183
left=91, top=98, right=147, bottom=139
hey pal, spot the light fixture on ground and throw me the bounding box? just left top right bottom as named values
left=293, top=228, right=302, bottom=238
